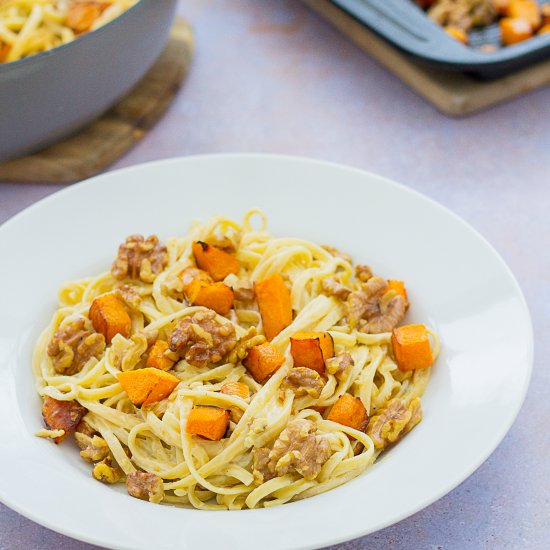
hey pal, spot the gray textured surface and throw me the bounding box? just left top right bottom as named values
left=1, top=1, right=548, bottom=549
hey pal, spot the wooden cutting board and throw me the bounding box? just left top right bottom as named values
left=303, top=0, right=550, bottom=116
left=0, top=18, right=193, bottom=184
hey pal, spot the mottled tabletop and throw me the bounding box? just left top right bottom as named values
left=1, top=1, right=548, bottom=549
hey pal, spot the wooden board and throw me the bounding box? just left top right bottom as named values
left=0, top=18, right=193, bottom=184
left=303, top=0, right=550, bottom=116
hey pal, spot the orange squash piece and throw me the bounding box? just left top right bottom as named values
left=542, top=4, right=550, bottom=25
left=185, top=279, right=234, bottom=315
left=391, top=324, right=434, bottom=372
left=0, top=42, right=10, bottom=63
left=89, top=293, right=131, bottom=344
left=220, top=382, right=250, bottom=400
left=290, top=331, right=334, bottom=375
left=255, top=274, right=293, bottom=340
left=387, top=280, right=409, bottom=307
left=445, top=26, right=469, bottom=44
left=538, top=23, right=550, bottom=34
left=146, top=340, right=175, bottom=372
left=192, top=241, right=240, bottom=282
left=243, top=342, right=285, bottom=383
left=67, top=2, right=109, bottom=34
left=494, top=0, right=511, bottom=15
left=186, top=406, right=230, bottom=440
left=500, top=17, right=533, bottom=45
left=118, top=368, right=179, bottom=407
left=327, top=394, right=369, bottom=432
left=507, top=0, right=541, bottom=29
left=42, top=396, right=87, bottom=444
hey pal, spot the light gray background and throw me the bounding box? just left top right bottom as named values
left=1, top=1, right=548, bottom=549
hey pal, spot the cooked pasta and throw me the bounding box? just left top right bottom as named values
left=0, top=0, right=137, bottom=63
left=33, top=210, right=439, bottom=509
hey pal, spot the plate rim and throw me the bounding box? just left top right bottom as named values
left=0, top=153, right=535, bottom=550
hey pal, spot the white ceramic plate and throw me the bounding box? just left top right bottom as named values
left=0, top=155, right=533, bottom=550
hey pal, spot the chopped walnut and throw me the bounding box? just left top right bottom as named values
left=283, top=367, right=325, bottom=398
left=326, top=352, right=354, bottom=381
left=367, top=397, right=422, bottom=449
left=233, top=279, right=255, bottom=302
left=114, top=284, right=142, bottom=309
left=111, top=234, right=168, bottom=283
left=75, top=420, right=95, bottom=438
left=47, top=317, right=105, bottom=375
left=321, top=276, right=351, bottom=300
left=205, top=231, right=241, bottom=253
left=93, top=456, right=123, bottom=484
left=321, top=245, right=353, bottom=264
left=253, top=448, right=274, bottom=484
left=75, top=433, right=110, bottom=462
left=227, top=327, right=266, bottom=364
left=180, top=266, right=213, bottom=289
left=253, top=419, right=332, bottom=484
left=428, top=0, right=496, bottom=32
left=355, top=264, right=373, bottom=282
left=347, top=277, right=406, bottom=333
left=126, top=471, right=164, bottom=503
left=169, top=310, right=237, bottom=367
left=42, top=396, right=87, bottom=444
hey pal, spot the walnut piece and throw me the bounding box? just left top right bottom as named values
left=321, top=245, right=353, bottom=264
left=321, top=276, right=351, bottom=300
left=283, top=367, right=325, bottom=398
left=93, top=456, right=123, bottom=484
left=227, top=327, right=266, bottom=364
left=347, top=276, right=405, bottom=333
left=169, top=310, right=237, bottom=367
left=126, top=471, right=164, bottom=503
left=42, top=396, right=87, bottom=444
left=114, top=284, right=142, bottom=309
left=75, top=433, right=110, bottom=462
left=47, top=317, right=105, bottom=375
left=367, top=397, right=422, bottom=449
left=354, top=264, right=373, bottom=282
left=428, top=0, right=496, bottom=32
left=253, top=419, right=332, bottom=484
left=111, top=234, right=168, bottom=283
left=233, top=279, right=255, bottom=302
left=326, top=352, right=354, bottom=381
left=180, top=266, right=213, bottom=289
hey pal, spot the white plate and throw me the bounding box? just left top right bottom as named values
left=0, top=155, right=533, bottom=550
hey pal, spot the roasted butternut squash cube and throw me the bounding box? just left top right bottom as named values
left=192, top=241, right=240, bottom=281
left=327, top=394, right=369, bottom=432
left=508, top=0, right=541, bottom=29
left=185, top=280, right=234, bottom=315
left=255, top=274, right=293, bottom=340
left=290, top=331, right=334, bottom=375
left=89, top=293, right=131, bottom=344
left=391, top=324, right=434, bottom=372
left=500, top=17, right=533, bottom=45
left=146, top=340, right=175, bottom=372
left=220, top=381, right=250, bottom=400
left=118, top=368, right=179, bottom=407
left=243, top=342, right=285, bottom=383
left=186, top=406, right=229, bottom=440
